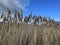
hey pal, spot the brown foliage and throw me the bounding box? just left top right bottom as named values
left=0, top=23, right=60, bottom=45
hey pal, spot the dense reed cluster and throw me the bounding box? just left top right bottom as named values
left=0, top=8, right=60, bottom=45
left=0, top=8, right=60, bottom=26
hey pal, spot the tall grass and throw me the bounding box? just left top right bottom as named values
left=0, top=23, right=60, bottom=45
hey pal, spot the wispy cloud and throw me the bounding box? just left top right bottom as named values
left=0, top=0, right=30, bottom=12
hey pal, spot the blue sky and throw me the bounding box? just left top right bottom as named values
left=24, top=0, right=60, bottom=21
left=0, top=0, right=60, bottom=21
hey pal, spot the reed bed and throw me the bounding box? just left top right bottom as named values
left=0, top=23, right=60, bottom=45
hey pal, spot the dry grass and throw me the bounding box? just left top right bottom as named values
left=0, top=23, right=60, bottom=45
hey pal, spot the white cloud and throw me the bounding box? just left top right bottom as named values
left=0, top=0, right=30, bottom=11
left=0, top=0, right=30, bottom=22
